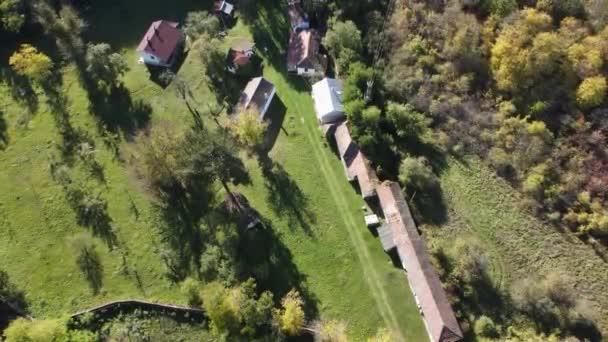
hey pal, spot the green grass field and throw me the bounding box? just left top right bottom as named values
left=0, top=0, right=429, bottom=340
left=425, top=158, right=608, bottom=333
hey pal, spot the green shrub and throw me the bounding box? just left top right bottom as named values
left=474, top=315, right=498, bottom=338
left=181, top=277, right=202, bottom=307
left=398, top=156, right=438, bottom=192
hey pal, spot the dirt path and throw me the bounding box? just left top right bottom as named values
left=289, top=98, right=408, bottom=341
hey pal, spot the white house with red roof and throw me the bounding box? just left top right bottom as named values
left=137, top=20, right=185, bottom=67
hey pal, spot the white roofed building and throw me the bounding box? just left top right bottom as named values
left=312, top=78, right=345, bottom=124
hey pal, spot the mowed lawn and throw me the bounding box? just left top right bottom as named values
left=0, top=0, right=428, bottom=340
left=426, top=158, right=608, bottom=333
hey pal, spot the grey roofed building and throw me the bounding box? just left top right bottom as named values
left=377, top=181, right=463, bottom=342
left=377, top=224, right=396, bottom=252
left=233, top=77, right=276, bottom=121
left=312, top=78, right=345, bottom=124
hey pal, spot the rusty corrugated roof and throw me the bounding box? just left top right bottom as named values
left=376, top=182, right=463, bottom=342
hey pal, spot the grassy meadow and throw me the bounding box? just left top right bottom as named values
left=0, top=0, right=428, bottom=340
left=423, top=158, right=608, bottom=333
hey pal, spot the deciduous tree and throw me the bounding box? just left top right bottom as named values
left=312, top=319, right=348, bottom=342
left=85, top=43, right=129, bottom=91
left=184, top=11, right=220, bottom=39
left=9, top=44, right=53, bottom=83
left=0, top=0, right=24, bottom=32
left=576, top=76, right=607, bottom=108
left=323, top=19, right=362, bottom=74
left=229, top=108, right=268, bottom=147
left=273, top=289, right=305, bottom=336
left=399, top=156, right=438, bottom=192
left=4, top=318, right=69, bottom=342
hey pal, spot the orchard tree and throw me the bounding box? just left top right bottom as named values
left=85, top=43, right=129, bottom=90
left=184, top=11, right=220, bottom=39
left=183, top=129, right=250, bottom=206
left=273, top=289, right=305, bottom=336
left=131, top=120, right=188, bottom=199
left=229, top=108, right=268, bottom=147
left=9, top=44, right=54, bottom=83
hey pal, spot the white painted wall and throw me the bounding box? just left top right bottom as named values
left=259, top=88, right=276, bottom=119
left=139, top=51, right=170, bottom=67
left=297, top=67, right=321, bottom=76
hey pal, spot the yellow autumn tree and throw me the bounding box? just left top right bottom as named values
left=4, top=317, right=68, bottom=342
left=490, top=8, right=553, bottom=93
left=9, top=44, right=53, bottom=83
left=230, top=107, right=268, bottom=147
left=568, top=37, right=603, bottom=78
left=313, top=319, right=349, bottom=342
left=273, top=289, right=305, bottom=336
left=576, top=76, right=607, bottom=108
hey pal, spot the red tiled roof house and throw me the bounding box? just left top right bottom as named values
left=137, top=20, right=185, bottom=67
left=226, top=40, right=255, bottom=74
left=287, top=29, right=327, bottom=77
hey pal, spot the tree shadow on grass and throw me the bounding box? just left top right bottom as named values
left=0, top=109, right=7, bottom=150
left=240, top=0, right=290, bottom=72
left=395, top=140, right=449, bottom=225
left=0, top=68, right=39, bottom=116
left=87, top=85, right=152, bottom=140
left=0, top=270, right=29, bottom=320
left=239, top=216, right=319, bottom=319
left=407, top=182, right=448, bottom=226
left=435, top=248, right=515, bottom=340
left=261, top=96, right=287, bottom=152
left=258, top=155, right=317, bottom=238
left=155, top=185, right=216, bottom=282
left=78, top=247, right=104, bottom=295
left=43, top=80, right=107, bottom=184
